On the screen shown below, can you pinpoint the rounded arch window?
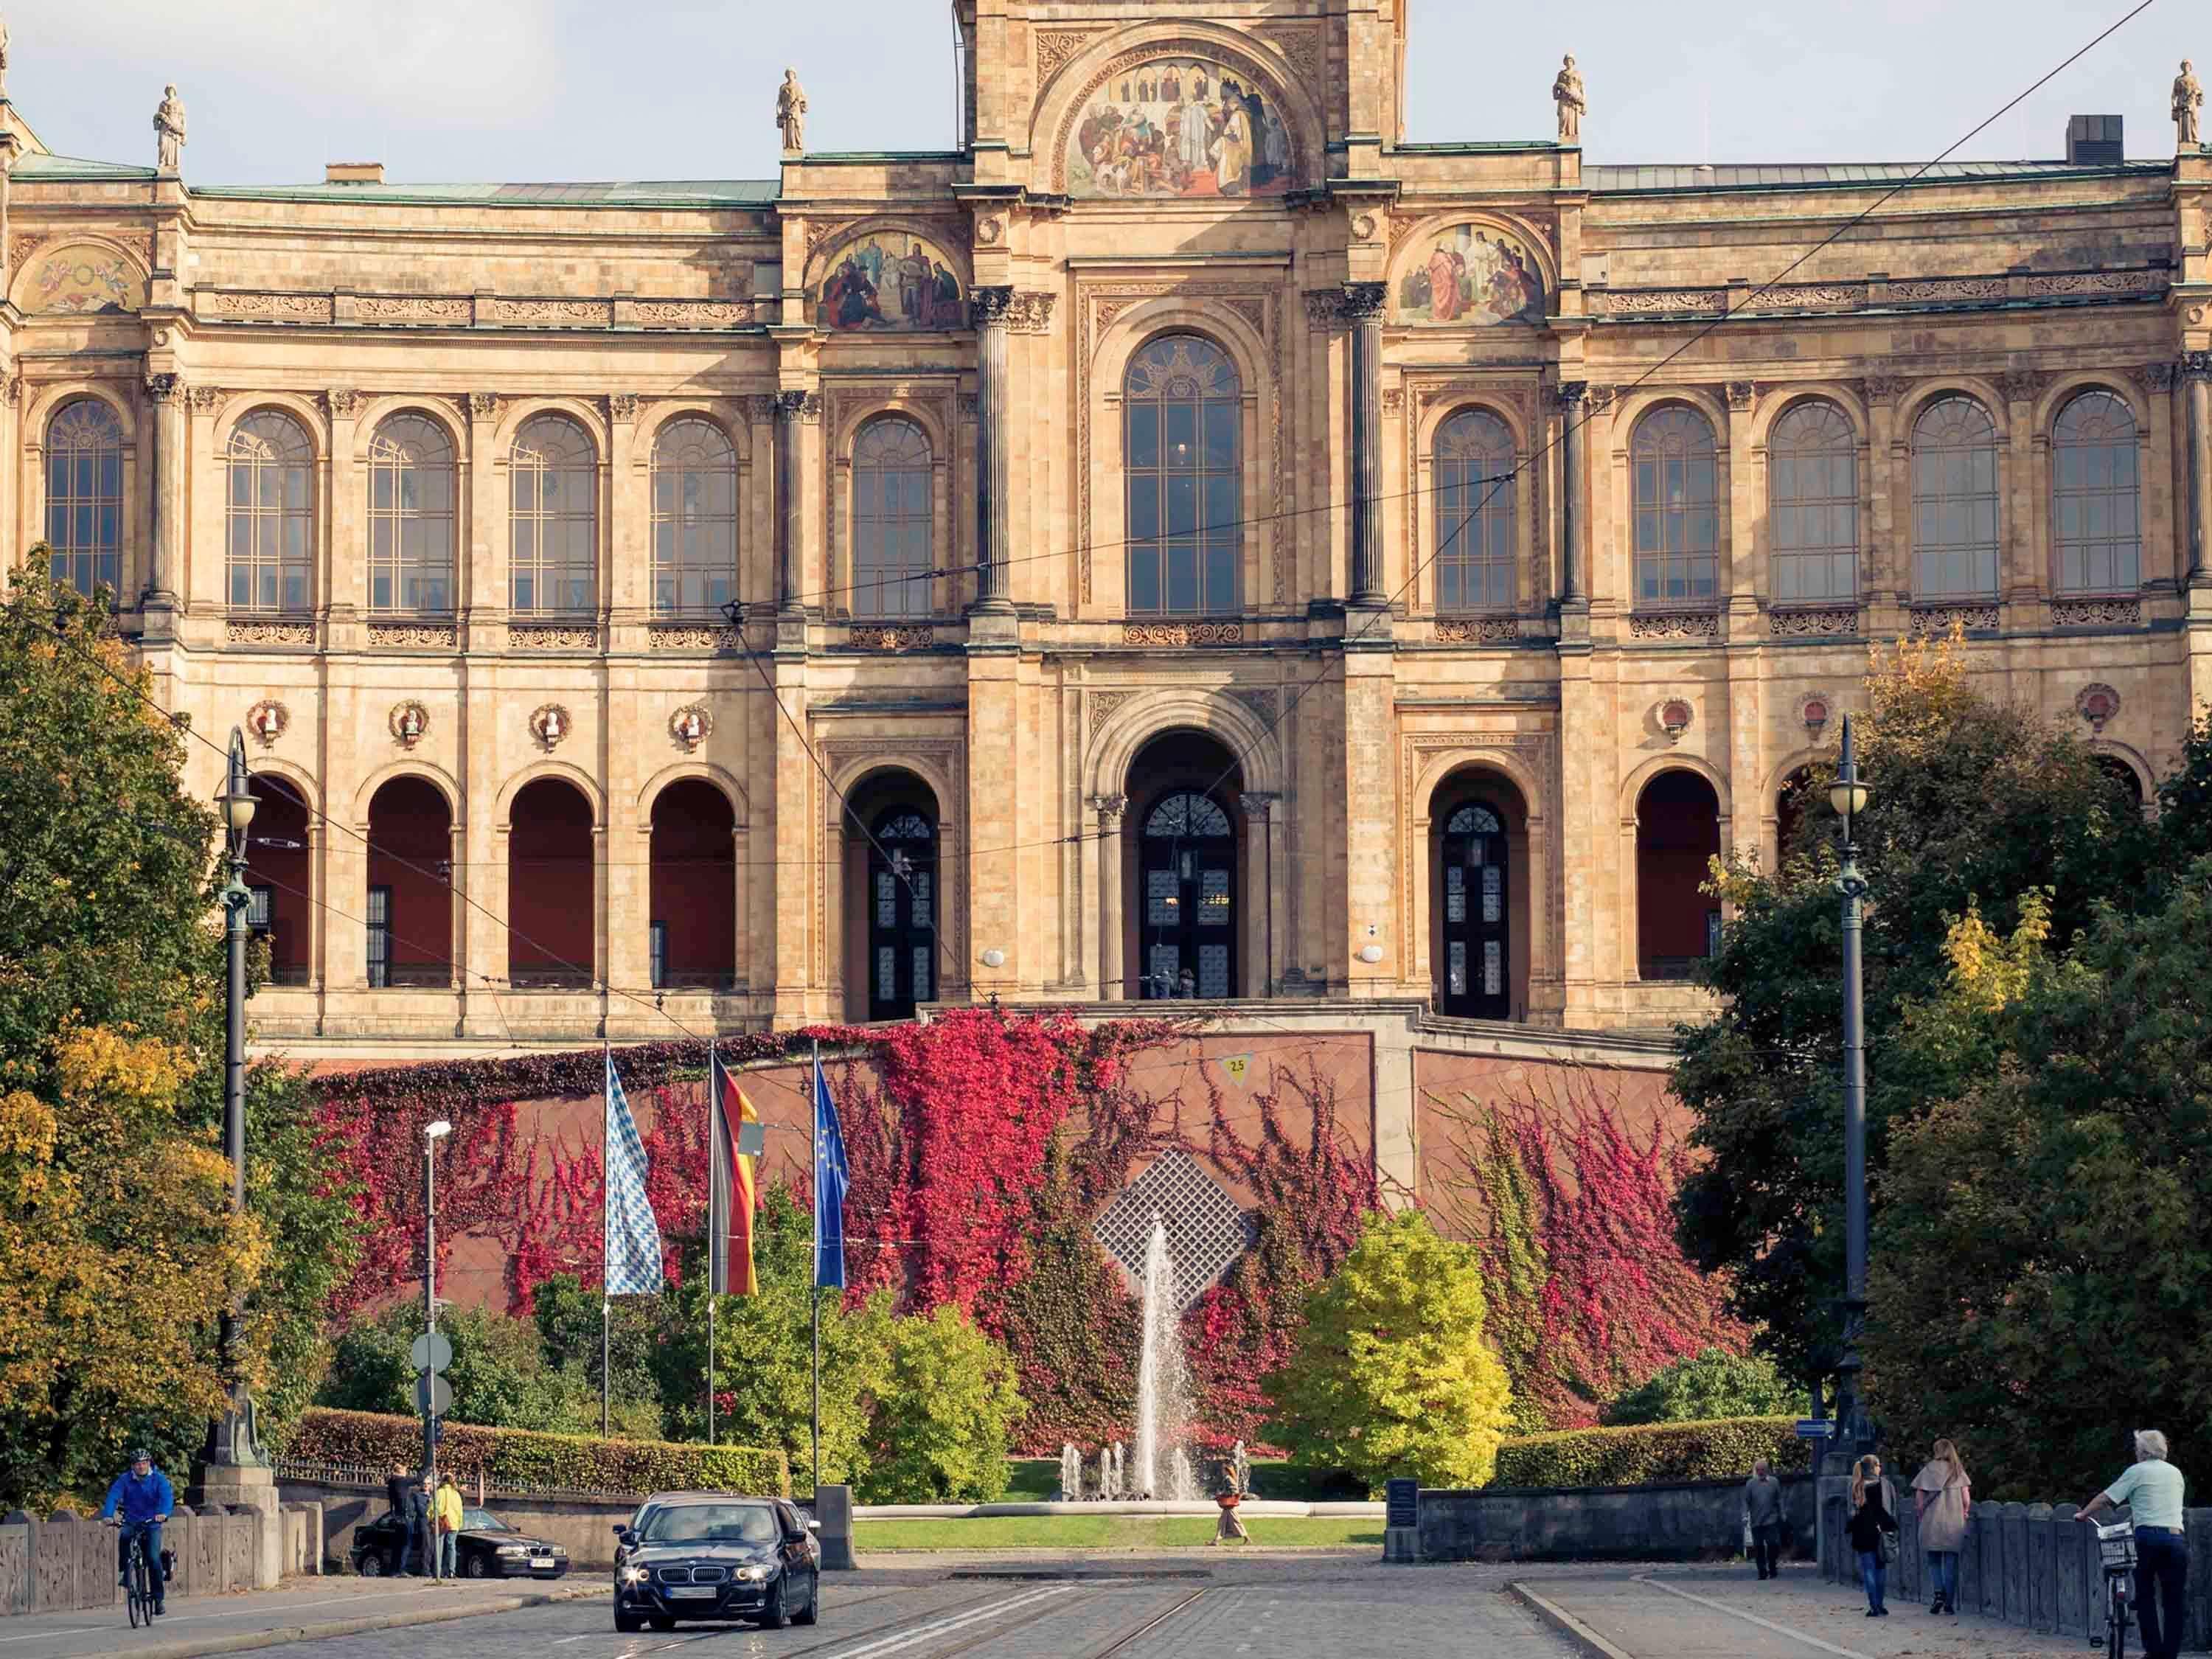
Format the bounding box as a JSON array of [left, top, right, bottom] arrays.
[[1767, 400, 1858, 604], [1124, 334, 1241, 616], [866, 807, 936, 1020], [510, 414, 598, 616], [851, 416, 934, 619], [1433, 409, 1515, 613], [1439, 801, 1509, 1018], [651, 417, 739, 616], [45, 397, 125, 598], [226, 409, 316, 612], [1910, 395, 1999, 599], [2052, 389, 2140, 595], [1138, 789, 1237, 1001], [1631, 406, 1719, 607], [366, 413, 456, 614]]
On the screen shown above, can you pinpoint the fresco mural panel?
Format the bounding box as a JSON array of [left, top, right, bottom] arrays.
[[815, 234, 964, 332], [1068, 56, 1297, 199], [17, 243, 144, 314], [1397, 223, 1546, 327]]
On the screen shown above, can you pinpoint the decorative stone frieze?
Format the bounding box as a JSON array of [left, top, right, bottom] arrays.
[[507, 625, 598, 651], [1767, 606, 1861, 638], [1627, 611, 1721, 641], [1122, 621, 1244, 647], [848, 625, 936, 651], [226, 618, 316, 647], [2050, 597, 2142, 629], [1434, 616, 1519, 644], [1907, 604, 2000, 636], [366, 622, 457, 650]]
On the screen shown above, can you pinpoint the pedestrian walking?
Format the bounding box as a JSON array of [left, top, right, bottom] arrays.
[[402, 1474, 431, 1576], [1910, 1439, 1971, 1615], [433, 1472, 464, 1581], [2078, 1430, 2188, 1659], [1845, 1454, 1899, 1617], [1742, 1457, 1784, 1579], [384, 1461, 411, 1519]]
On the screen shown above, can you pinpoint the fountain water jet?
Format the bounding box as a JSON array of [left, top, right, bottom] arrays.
[[1133, 1214, 1197, 1501]]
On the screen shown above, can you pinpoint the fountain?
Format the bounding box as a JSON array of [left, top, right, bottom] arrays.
[[1133, 1214, 1197, 1501], [1060, 1442, 1082, 1501]]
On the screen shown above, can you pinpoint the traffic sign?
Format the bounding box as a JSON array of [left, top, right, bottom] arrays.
[[737, 1121, 766, 1158], [411, 1332, 453, 1375], [1793, 1419, 1835, 1440], [414, 1374, 454, 1416]]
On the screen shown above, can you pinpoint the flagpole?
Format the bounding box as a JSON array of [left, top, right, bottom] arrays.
[[602, 1043, 611, 1439], [810, 1039, 822, 1500]]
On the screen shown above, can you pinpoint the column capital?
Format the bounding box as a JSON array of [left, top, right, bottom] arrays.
[[145, 371, 182, 403], [1087, 792, 1128, 823], [774, 389, 818, 420], [1551, 379, 1587, 410], [970, 285, 1018, 326], [1240, 790, 1280, 818], [2182, 350, 2212, 383], [1340, 281, 1388, 321]]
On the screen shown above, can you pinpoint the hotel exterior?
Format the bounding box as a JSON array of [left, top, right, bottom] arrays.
[[6, 3, 2209, 1065]]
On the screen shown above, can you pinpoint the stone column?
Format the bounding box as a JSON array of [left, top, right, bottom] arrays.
[[2185, 352, 2211, 582], [1345, 283, 1389, 608], [970, 286, 1015, 613], [1091, 793, 1127, 999], [775, 390, 807, 613], [1241, 790, 1279, 998], [1557, 381, 1587, 603], [143, 371, 182, 612]]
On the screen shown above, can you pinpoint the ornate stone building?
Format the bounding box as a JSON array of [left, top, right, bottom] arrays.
[[4, 4, 2208, 1062]]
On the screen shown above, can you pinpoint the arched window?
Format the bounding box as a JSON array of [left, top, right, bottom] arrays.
[[867, 809, 936, 1020], [1433, 410, 1515, 613], [1124, 335, 1241, 616], [1139, 790, 1237, 999], [226, 410, 315, 612], [1767, 400, 1858, 603], [366, 414, 456, 614], [1439, 803, 1509, 1019], [851, 416, 933, 619], [1631, 406, 1719, 607], [2052, 390, 2140, 595], [45, 397, 125, 597], [650, 417, 739, 616], [510, 414, 597, 616], [1911, 396, 2000, 599]]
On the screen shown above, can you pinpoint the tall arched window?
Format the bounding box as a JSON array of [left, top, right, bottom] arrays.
[[866, 809, 936, 1020], [2052, 389, 2140, 595], [1433, 409, 1515, 613], [1631, 406, 1719, 607], [1139, 790, 1237, 999], [366, 414, 456, 614], [45, 397, 125, 597], [650, 417, 740, 616], [510, 414, 598, 616], [1911, 396, 2000, 599], [851, 416, 933, 619], [226, 410, 315, 612], [1767, 400, 1858, 604], [1124, 335, 1241, 616]]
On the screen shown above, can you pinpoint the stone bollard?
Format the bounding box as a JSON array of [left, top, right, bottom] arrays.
[[1383, 1479, 1419, 1564], [813, 1485, 856, 1571]]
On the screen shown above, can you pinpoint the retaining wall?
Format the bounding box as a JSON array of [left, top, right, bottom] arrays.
[[0, 1501, 310, 1616], [279, 1472, 636, 1570], [1416, 1475, 1818, 1562]]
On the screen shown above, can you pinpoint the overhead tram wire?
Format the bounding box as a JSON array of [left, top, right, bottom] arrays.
[[46, 1, 2158, 1023]]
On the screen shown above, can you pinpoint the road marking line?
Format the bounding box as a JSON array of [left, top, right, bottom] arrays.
[[823, 1583, 1079, 1658], [1636, 1574, 1876, 1659]]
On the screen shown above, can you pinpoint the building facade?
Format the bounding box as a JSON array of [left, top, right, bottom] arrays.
[[5, 3, 2209, 1058]]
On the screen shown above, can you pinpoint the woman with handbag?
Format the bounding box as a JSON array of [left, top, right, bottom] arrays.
[[1911, 1439, 1971, 1615], [1845, 1454, 1900, 1616]]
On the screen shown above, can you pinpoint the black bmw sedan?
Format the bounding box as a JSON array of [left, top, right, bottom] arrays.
[[349, 1505, 571, 1579], [613, 1495, 820, 1632]]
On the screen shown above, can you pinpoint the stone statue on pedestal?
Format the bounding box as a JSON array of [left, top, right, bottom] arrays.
[[0, 15, 13, 100], [154, 83, 187, 175], [1553, 55, 1586, 145], [2177, 60, 2203, 150], [777, 69, 807, 155]]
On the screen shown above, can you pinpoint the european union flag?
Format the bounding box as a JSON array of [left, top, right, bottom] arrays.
[[812, 1051, 849, 1291]]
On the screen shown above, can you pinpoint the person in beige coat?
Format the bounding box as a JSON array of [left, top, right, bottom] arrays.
[[1911, 1439, 1972, 1615]]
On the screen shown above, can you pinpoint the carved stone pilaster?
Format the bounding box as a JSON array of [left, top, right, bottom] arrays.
[[1346, 283, 1388, 608], [608, 393, 641, 423], [973, 288, 1015, 612]]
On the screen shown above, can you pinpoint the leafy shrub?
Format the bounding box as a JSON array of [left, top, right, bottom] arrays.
[[1490, 1416, 1806, 1489], [865, 1306, 1024, 1503], [1604, 1347, 1797, 1427], [286, 1407, 787, 1496]]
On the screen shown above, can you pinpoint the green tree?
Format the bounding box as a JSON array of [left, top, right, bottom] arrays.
[[1866, 868, 2212, 1497], [1603, 1346, 1797, 1426], [865, 1306, 1024, 1503], [1672, 632, 2147, 1380], [533, 1271, 666, 1435], [1265, 1209, 1512, 1492]]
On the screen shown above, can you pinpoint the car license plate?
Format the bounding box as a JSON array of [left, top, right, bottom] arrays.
[[667, 1585, 717, 1599]]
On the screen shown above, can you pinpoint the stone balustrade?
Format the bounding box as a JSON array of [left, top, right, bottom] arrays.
[[0, 1500, 310, 1616]]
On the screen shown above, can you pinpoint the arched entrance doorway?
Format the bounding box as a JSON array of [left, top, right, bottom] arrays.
[[1124, 730, 1244, 1001], [1636, 770, 1722, 981], [1775, 766, 1816, 870], [841, 770, 941, 1023], [508, 778, 595, 988], [245, 776, 313, 985], [365, 776, 453, 988], [648, 779, 737, 990], [2094, 755, 2143, 814], [1427, 768, 1531, 1021]]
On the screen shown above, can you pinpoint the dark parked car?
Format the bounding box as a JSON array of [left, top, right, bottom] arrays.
[[613, 1495, 819, 1633], [349, 1506, 571, 1579]]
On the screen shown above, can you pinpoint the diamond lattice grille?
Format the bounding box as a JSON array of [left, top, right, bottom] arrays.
[[1091, 1148, 1251, 1310]]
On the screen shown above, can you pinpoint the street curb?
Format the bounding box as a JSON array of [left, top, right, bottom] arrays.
[[95, 1582, 606, 1659], [1508, 1581, 1640, 1659]]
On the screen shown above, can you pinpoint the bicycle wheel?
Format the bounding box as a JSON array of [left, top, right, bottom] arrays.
[[125, 1548, 144, 1630], [2108, 1582, 2129, 1659]]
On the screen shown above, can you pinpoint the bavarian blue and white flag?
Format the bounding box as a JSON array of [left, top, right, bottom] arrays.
[[603, 1049, 664, 1295], [812, 1051, 849, 1291]]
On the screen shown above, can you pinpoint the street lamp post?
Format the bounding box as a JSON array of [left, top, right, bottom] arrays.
[[203, 728, 261, 1470], [1827, 714, 1874, 1460], [423, 1119, 453, 1480]]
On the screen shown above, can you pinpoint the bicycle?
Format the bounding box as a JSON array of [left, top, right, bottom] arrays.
[[2092, 1517, 2135, 1659], [107, 1516, 163, 1627]]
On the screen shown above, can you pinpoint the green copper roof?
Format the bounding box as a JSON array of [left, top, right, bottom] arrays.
[[189, 178, 781, 208], [1585, 159, 2171, 192], [15, 150, 156, 181]]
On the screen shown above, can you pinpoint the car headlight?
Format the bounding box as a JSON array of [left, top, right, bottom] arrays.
[[736, 1565, 771, 1582], [497, 1545, 529, 1555], [621, 1565, 649, 1584]]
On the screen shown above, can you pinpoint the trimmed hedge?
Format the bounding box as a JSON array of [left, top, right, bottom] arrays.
[[1489, 1415, 1806, 1489], [287, 1408, 788, 1498]]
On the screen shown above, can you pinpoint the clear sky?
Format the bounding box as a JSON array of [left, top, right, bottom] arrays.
[[5, 1, 2197, 185]]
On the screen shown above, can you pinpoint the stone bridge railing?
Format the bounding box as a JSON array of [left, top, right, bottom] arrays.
[[0, 1501, 316, 1616]]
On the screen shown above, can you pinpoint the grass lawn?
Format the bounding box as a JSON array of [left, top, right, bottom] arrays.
[[855, 1515, 1383, 1551]]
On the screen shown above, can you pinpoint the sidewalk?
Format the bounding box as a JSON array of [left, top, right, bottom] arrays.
[[1515, 1564, 2104, 1658], [0, 1572, 606, 1659]]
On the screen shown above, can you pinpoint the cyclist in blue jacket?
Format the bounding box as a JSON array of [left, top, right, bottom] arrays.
[[100, 1450, 173, 1616]]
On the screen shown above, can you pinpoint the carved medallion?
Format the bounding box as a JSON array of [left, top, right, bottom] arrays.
[[529, 703, 572, 752], [2074, 683, 2121, 734], [389, 700, 429, 749], [1658, 698, 1695, 742], [668, 703, 712, 752], [246, 699, 288, 748], [1795, 692, 1832, 737]]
